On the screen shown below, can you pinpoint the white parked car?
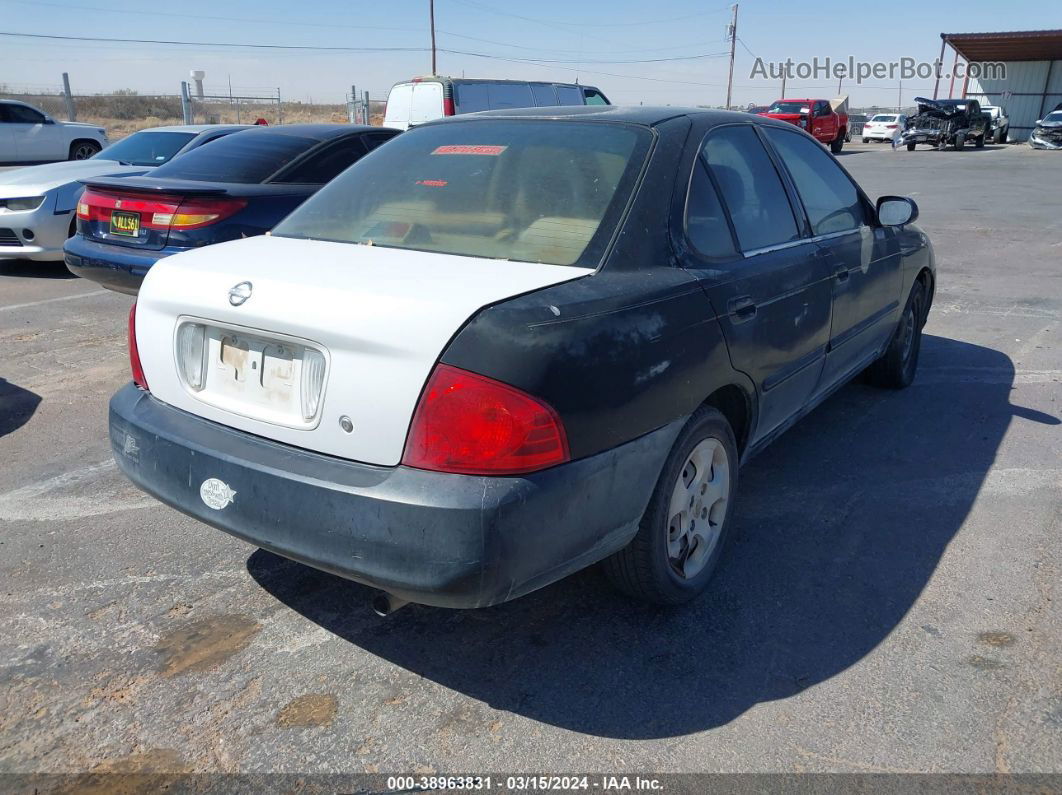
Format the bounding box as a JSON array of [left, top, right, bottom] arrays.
[[862, 114, 906, 143], [0, 125, 248, 261], [0, 100, 109, 163]]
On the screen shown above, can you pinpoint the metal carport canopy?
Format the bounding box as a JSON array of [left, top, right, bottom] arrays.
[[941, 29, 1062, 62]]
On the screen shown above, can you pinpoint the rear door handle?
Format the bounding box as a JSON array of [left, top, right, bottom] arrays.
[[728, 295, 757, 323], [834, 266, 850, 282]]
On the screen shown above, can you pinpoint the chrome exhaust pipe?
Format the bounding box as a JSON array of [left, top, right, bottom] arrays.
[[371, 591, 409, 617]]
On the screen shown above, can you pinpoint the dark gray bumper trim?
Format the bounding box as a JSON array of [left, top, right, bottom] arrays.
[[109, 384, 685, 608]]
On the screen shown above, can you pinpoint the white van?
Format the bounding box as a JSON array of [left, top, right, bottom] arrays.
[[383, 77, 610, 131]]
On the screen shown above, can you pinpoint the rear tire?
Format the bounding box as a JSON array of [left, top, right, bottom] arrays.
[[975, 133, 985, 148], [830, 133, 844, 154], [863, 137, 870, 143], [603, 407, 738, 605], [68, 140, 101, 160], [906, 142, 916, 151], [865, 279, 928, 389]]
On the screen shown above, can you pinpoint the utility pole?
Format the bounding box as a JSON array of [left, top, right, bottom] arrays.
[[429, 0, 437, 75], [781, 70, 786, 99], [61, 72, 76, 121], [898, 80, 902, 113], [725, 3, 738, 110]]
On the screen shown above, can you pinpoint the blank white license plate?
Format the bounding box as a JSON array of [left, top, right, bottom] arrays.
[[197, 326, 320, 427]]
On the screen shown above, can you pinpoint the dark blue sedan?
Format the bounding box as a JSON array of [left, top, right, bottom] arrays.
[[64, 124, 399, 294]]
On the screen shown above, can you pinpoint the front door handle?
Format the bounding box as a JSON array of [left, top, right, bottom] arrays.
[[834, 266, 850, 282], [728, 295, 757, 323]]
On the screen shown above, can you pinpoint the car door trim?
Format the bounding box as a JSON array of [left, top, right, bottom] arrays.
[[827, 299, 899, 351], [762, 343, 827, 392]]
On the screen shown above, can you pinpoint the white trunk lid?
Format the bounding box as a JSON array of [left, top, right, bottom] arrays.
[[135, 235, 588, 466]]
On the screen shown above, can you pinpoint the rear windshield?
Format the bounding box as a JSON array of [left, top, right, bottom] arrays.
[[96, 131, 196, 166], [871, 115, 897, 122], [150, 130, 318, 183], [274, 120, 650, 268]]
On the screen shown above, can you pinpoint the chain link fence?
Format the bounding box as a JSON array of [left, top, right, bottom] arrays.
[[1, 76, 360, 141]]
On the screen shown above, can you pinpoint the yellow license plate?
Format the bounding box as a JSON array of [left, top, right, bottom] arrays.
[[110, 210, 140, 237]]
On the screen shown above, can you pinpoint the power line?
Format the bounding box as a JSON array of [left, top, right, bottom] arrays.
[[0, 0, 723, 57], [448, 0, 731, 28], [0, 31, 730, 65]]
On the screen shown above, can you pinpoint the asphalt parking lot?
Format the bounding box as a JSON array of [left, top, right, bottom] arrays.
[[1, 142, 1059, 778]]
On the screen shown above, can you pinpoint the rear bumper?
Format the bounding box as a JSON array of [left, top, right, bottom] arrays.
[[109, 384, 682, 608], [63, 235, 176, 295]]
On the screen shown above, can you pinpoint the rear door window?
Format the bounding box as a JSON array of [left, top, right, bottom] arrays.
[[273, 137, 368, 184], [151, 131, 317, 183], [555, 85, 584, 105], [583, 89, 608, 106], [530, 83, 557, 106], [701, 125, 799, 252], [764, 127, 867, 235], [685, 160, 738, 259]]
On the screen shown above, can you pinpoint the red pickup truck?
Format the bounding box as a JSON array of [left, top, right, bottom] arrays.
[[759, 98, 849, 153]]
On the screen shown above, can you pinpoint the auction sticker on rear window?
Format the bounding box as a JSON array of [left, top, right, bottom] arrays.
[[431, 145, 507, 156]]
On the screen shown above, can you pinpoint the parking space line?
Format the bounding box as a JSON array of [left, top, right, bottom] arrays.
[[0, 290, 110, 313]]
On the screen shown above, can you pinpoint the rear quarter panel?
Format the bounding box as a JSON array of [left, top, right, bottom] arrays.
[[441, 116, 751, 461]]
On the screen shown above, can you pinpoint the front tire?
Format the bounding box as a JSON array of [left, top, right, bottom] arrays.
[[906, 142, 916, 151], [603, 407, 738, 605], [953, 133, 965, 151], [68, 140, 101, 160], [865, 279, 928, 389]]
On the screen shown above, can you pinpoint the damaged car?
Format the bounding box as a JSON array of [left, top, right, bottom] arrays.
[[1029, 110, 1062, 150], [901, 97, 989, 151], [109, 107, 935, 611]]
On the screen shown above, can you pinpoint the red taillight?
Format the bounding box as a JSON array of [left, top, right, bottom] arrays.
[[443, 97, 456, 116], [402, 364, 569, 475], [885, 124, 898, 128], [75, 189, 245, 231], [128, 302, 149, 391]]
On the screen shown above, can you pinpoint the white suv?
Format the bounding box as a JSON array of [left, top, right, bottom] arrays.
[[0, 100, 109, 164]]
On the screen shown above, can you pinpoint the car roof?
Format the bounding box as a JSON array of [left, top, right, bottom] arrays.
[[400, 76, 598, 89], [221, 123, 378, 141], [425, 105, 801, 129]]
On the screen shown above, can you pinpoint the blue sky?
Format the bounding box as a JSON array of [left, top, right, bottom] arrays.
[[0, 0, 1054, 107]]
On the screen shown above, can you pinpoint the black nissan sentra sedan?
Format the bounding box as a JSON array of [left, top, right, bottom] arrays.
[[109, 106, 935, 612]]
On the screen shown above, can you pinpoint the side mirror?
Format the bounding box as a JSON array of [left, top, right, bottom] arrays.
[[877, 196, 918, 227], [1035, 119, 1043, 125], [43, 116, 56, 125]]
